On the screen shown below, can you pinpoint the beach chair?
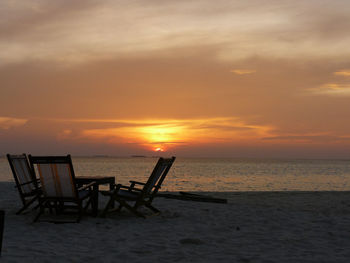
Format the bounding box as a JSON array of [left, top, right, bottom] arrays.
[[29, 155, 97, 223], [7, 154, 41, 214], [102, 156, 176, 218]]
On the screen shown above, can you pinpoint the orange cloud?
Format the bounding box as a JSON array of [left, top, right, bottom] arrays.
[[262, 133, 349, 143], [334, 70, 350, 77], [0, 117, 27, 129], [230, 69, 256, 75], [56, 129, 73, 140], [308, 83, 350, 96]]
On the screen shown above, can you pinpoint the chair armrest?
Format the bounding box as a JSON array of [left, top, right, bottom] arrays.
[[120, 185, 143, 192], [129, 180, 146, 186], [77, 181, 97, 191], [129, 180, 146, 191]]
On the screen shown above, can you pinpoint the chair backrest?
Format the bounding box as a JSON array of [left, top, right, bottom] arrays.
[[142, 157, 176, 197], [29, 155, 77, 199], [7, 154, 38, 197]]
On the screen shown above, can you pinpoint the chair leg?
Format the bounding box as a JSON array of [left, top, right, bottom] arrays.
[[77, 205, 82, 223], [33, 204, 45, 222], [145, 203, 160, 214], [16, 196, 39, 215], [83, 197, 92, 212], [91, 187, 99, 215], [54, 201, 59, 214], [101, 194, 116, 217], [33, 203, 40, 210], [122, 201, 145, 218], [16, 205, 30, 215], [48, 202, 53, 214], [102, 191, 146, 218], [57, 201, 65, 214]]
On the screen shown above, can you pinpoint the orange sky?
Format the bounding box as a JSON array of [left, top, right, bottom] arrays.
[[1, 0, 350, 158]]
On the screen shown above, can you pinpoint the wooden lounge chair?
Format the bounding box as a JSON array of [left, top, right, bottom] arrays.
[[7, 154, 41, 214], [28, 155, 97, 223], [102, 156, 176, 218]]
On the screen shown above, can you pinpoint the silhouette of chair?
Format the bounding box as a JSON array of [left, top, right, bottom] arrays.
[[29, 155, 97, 223], [102, 156, 176, 218], [7, 154, 41, 214]]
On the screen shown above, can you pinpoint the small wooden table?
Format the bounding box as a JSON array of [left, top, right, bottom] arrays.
[[76, 176, 115, 216]]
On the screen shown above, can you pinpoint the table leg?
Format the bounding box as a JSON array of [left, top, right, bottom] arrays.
[[92, 185, 98, 216], [109, 182, 115, 208], [0, 210, 4, 256]]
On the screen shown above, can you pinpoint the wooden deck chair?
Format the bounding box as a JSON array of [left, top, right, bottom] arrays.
[[102, 156, 176, 218], [7, 154, 41, 215], [28, 155, 97, 223]]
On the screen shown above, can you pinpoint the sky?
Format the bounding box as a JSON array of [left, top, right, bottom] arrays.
[[1, 0, 350, 158]]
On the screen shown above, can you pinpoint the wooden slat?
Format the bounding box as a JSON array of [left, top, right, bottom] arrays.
[[156, 192, 228, 204]]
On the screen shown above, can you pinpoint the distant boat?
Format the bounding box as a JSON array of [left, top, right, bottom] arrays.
[[131, 155, 147, 158], [93, 155, 109, 158]]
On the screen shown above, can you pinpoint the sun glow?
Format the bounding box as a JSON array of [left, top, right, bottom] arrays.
[[132, 124, 187, 152], [135, 125, 184, 143], [154, 147, 164, 152], [79, 117, 273, 152]]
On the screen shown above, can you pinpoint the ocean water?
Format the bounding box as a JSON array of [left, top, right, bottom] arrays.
[[1, 156, 350, 191]]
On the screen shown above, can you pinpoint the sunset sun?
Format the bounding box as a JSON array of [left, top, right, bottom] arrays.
[[154, 147, 164, 152]]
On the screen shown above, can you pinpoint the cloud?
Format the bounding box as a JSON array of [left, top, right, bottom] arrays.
[[230, 69, 256, 75], [0, 117, 27, 129], [73, 117, 273, 151], [1, 0, 350, 67], [308, 83, 350, 96], [56, 129, 73, 140], [334, 70, 350, 77], [262, 134, 350, 143]]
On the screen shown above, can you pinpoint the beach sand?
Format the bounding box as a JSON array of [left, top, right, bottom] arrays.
[[1, 182, 350, 262]]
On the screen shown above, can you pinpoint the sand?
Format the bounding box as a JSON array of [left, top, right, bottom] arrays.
[[1, 182, 350, 262]]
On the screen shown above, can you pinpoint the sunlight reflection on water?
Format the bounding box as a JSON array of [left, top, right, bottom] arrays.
[[1, 157, 350, 191]]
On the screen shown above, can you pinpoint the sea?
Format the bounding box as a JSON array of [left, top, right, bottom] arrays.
[[1, 156, 350, 191]]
